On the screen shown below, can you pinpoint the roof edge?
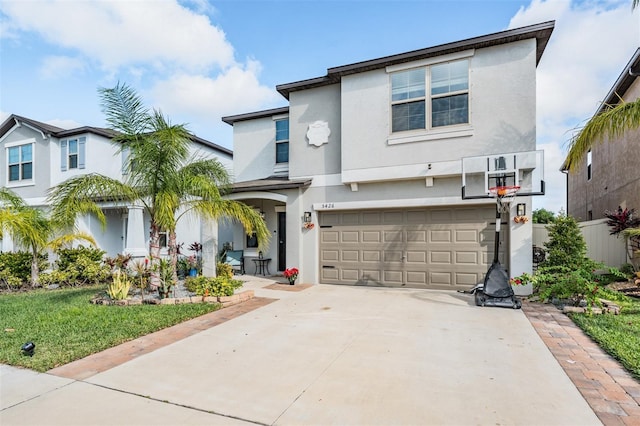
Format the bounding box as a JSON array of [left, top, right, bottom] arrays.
[[276, 21, 555, 99], [222, 106, 290, 125]]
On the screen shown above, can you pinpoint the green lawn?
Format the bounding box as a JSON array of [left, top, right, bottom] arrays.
[[569, 295, 640, 380], [0, 285, 220, 372]]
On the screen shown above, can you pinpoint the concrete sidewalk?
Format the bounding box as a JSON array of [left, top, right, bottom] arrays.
[[1, 279, 602, 425]]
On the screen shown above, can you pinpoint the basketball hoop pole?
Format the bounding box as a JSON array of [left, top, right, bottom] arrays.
[[489, 186, 520, 263]]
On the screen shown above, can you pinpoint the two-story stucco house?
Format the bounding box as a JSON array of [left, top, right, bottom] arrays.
[[222, 21, 554, 293], [0, 114, 233, 260], [564, 48, 640, 221]]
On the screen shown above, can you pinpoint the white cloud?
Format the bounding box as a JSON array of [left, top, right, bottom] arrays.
[[39, 55, 86, 79], [1, 0, 234, 74], [149, 60, 281, 121], [46, 119, 82, 130], [0, 111, 10, 124], [508, 0, 639, 213]]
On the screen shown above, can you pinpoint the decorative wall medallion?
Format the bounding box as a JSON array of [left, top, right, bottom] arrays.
[[306, 121, 330, 147]]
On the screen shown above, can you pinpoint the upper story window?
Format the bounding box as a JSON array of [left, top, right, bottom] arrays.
[[391, 59, 469, 133], [60, 137, 86, 171], [275, 119, 289, 163], [587, 150, 592, 181], [7, 143, 33, 183]]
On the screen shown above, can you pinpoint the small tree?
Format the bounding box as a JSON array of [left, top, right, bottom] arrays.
[[544, 214, 587, 268], [532, 208, 556, 224], [514, 213, 623, 307]]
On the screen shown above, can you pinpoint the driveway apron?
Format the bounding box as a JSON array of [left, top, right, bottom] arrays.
[[1, 283, 600, 425]]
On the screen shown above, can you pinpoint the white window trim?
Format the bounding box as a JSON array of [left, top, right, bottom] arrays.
[[387, 56, 472, 143], [5, 140, 35, 187]]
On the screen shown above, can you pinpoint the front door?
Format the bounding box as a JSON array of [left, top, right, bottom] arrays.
[[278, 212, 286, 271]]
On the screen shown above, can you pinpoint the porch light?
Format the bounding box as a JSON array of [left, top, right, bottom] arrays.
[[516, 203, 526, 217], [303, 212, 312, 223]]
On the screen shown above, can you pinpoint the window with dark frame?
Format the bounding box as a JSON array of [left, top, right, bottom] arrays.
[[391, 59, 469, 133], [246, 232, 258, 248], [587, 150, 592, 181], [275, 118, 289, 163], [68, 139, 79, 169], [7, 144, 33, 182]]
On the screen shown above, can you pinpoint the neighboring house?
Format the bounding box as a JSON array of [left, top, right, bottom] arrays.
[[222, 21, 554, 293], [564, 48, 640, 221], [0, 114, 233, 259]]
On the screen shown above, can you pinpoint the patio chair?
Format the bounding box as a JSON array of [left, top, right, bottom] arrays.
[[225, 250, 245, 275]]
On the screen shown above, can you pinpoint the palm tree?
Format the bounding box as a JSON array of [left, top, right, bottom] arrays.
[[0, 187, 96, 286], [565, 0, 639, 171], [48, 82, 269, 286]]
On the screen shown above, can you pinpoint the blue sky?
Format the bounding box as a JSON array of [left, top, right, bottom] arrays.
[[1, 0, 639, 212]]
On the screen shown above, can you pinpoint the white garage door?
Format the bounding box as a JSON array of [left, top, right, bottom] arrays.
[[319, 206, 508, 290]]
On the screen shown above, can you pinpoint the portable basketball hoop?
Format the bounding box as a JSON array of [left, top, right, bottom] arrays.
[[489, 185, 520, 212]]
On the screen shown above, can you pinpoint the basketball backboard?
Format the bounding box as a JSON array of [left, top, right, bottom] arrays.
[[461, 150, 545, 199]]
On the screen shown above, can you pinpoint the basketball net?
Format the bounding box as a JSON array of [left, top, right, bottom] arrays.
[[489, 185, 520, 213]]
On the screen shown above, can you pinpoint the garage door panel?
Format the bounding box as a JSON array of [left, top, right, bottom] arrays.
[[321, 230, 340, 243], [455, 229, 478, 243], [406, 251, 426, 263], [430, 209, 453, 222], [430, 272, 452, 285], [362, 251, 381, 262], [407, 210, 427, 223], [384, 230, 403, 242], [406, 271, 427, 285], [341, 231, 359, 243], [406, 230, 427, 242], [430, 251, 452, 264], [363, 231, 382, 243], [362, 212, 381, 224], [430, 230, 452, 242], [341, 269, 360, 281], [342, 250, 359, 262], [319, 206, 507, 289], [456, 272, 481, 286], [384, 250, 404, 262], [456, 251, 478, 264], [321, 267, 339, 280], [321, 250, 339, 262], [383, 211, 403, 224]]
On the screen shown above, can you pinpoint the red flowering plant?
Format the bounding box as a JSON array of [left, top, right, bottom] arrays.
[[283, 267, 299, 283]]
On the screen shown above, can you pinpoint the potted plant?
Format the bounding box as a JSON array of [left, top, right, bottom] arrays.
[[187, 255, 199, 277], [284, 267, 299, 285]]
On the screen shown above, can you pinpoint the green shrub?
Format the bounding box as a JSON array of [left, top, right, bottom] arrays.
[[56, 246, 105, 271], [54, 246, 109, 286], [0, 251, 48, 284], [216, 262, 233, 280], [0, 269, 22, 289], [184, 276, 243, 297], [514, 214, 626, 307]]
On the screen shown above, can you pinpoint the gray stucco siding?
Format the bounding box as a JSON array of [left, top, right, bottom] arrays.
[[289, 84, 342, 179], [1, 125, 51, 200], [233, 117, 281, 182], [339, 39, 538, 174]]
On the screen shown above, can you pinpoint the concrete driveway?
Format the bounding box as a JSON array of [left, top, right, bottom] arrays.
[[1, 279, 600, 425]]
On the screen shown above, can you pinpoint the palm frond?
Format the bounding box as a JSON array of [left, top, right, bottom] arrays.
[[566, 98, 640, 172], [48, 232, 97, 251], [99, 82, 152, 135], [0, 187, 27, 208], [47, 173, 138, 229]]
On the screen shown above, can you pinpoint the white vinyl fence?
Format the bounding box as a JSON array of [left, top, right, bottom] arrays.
[[533, 219, 628, 268]]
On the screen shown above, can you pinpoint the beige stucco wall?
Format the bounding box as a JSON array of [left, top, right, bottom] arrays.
[[568, 77, 640, 220]]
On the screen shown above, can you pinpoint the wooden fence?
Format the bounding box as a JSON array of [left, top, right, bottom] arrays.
[[533, 219, 628, 268]]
